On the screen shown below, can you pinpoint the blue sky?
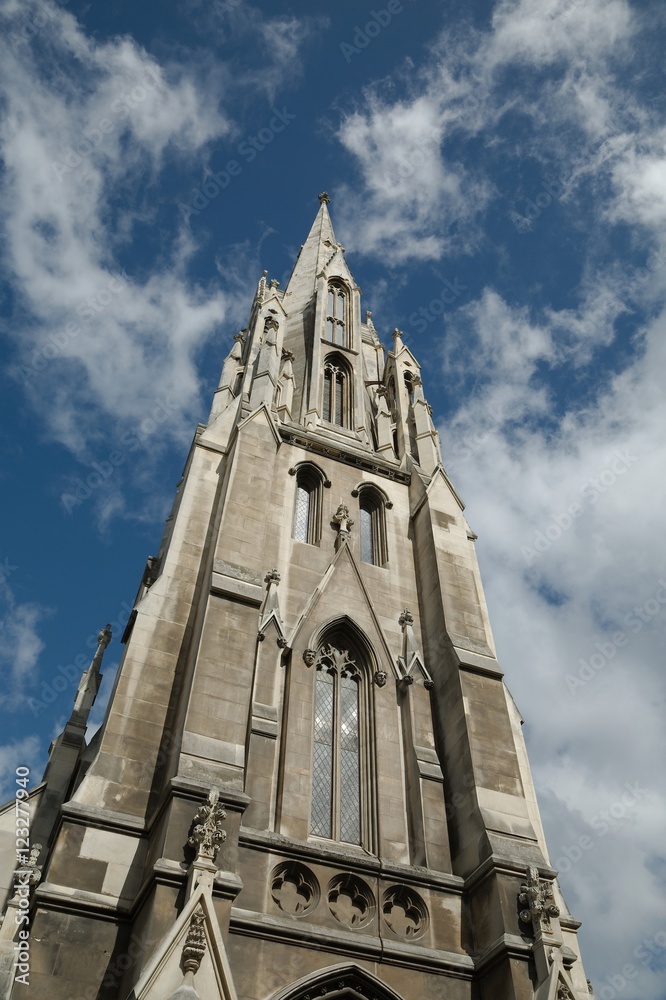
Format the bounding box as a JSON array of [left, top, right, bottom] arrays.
[[1, 0, 665, 995]]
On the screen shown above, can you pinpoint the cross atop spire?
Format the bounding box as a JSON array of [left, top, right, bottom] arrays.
[[318, 191, 330, 205]]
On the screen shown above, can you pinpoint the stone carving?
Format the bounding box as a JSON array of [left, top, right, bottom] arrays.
[[318, 191, 330, 205], [303, 648, 317, 667], [271, 862, 319, 917], [265, 569, 280, 585], [333, 504, 354, 534], [382, 885, 428, 939], [327, 874, 374, 928], [398, 608, 414, 628], [182, 905, 207, 974], [518, 866, 560, 930], [557, 985, 574, 1000], [373, 670, 387, 687], [188, 789, 227, 863]]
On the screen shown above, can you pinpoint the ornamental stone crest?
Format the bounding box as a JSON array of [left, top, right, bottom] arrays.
[[188, 789, 227, 863], [518, 866, 560, 931], [333, 503, 354, 535], [316, 644, 358, 678]]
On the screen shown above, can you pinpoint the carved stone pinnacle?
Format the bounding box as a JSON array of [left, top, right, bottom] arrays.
[[318, 192, 330, 205]]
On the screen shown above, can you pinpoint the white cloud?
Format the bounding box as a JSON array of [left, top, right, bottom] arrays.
[[0, 0, 232, 460], [0, 736, 43, 804], [438, 291, 666, 997], [0, 578, 49, 710]]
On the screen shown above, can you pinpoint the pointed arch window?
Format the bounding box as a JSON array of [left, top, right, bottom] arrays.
[[325, 282, 347, 346], [356, 486, 388, 566], [292, 465, 324, 544], [323, 355, 351, 427], [310, 642, 367, 845]]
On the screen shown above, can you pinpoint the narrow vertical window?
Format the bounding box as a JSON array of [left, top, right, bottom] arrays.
[[360, 506, 374, 565], [358, 488, 388, 566], [325, 282, 346, 346], [310, 643, 364, 845], [292, 466, 323, 544], [323, 356, 350, 428]]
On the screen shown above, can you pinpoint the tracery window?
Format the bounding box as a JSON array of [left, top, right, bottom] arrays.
[[310, 643, 363, 845], [292, 465, 323, 544], [323, 356, 351, 427], [325, 282, 347, 346]]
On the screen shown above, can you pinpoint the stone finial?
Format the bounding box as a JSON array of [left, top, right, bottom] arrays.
[[188, 789, 227, 863], [333, 504, 354, 532], [518, 866, 560, 931], [182, 905, 207, 975], [318, 192, 330, 205], [399, 609, 414, 628], [265, 569, 280, 585], [97, 624, 112, 649]]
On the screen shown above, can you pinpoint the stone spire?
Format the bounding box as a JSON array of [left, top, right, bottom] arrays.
[[284, 194, 340, 308]]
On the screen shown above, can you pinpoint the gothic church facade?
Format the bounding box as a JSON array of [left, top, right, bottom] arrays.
[[0, 196, 590, 1000]]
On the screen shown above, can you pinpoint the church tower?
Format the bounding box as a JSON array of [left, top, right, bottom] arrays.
[[0, 195, 591, 1000]]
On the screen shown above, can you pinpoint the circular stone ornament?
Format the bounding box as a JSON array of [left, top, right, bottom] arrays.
[[270, 862, 320, 917], [382, 885, 429, 939], [327, 873, 375, 929]]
